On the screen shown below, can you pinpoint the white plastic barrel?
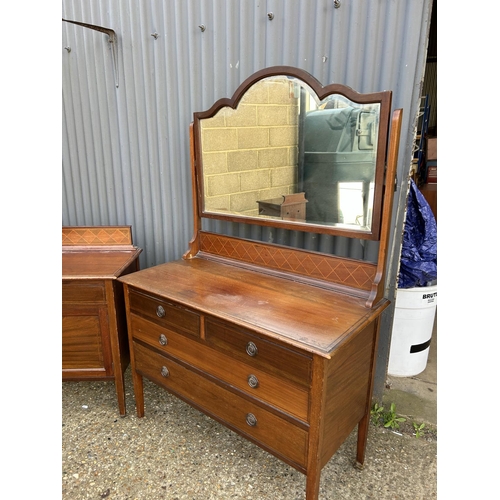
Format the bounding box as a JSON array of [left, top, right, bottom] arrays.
[[387, 284, 437, 377]]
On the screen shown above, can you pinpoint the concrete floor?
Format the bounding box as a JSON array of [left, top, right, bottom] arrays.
[[62, 322, 437, 499]]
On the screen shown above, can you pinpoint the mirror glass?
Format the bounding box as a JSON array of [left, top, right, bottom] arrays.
[[196, 74, 386, 238]]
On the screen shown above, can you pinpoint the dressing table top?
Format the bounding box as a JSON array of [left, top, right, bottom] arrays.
[[119, 257, 389, 357]]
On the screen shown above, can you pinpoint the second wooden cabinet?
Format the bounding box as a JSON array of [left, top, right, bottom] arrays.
[[62, 226, 142, 416]]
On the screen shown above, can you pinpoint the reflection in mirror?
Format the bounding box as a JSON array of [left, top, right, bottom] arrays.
[[198, 74, 383, 236]]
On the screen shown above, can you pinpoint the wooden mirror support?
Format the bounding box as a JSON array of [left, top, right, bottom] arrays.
[[119, 66, 402, 499]]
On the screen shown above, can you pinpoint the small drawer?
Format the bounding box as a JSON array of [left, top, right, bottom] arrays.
[[133, 341, 308, 468], [130, 315, 309, 422], [62, 281, 105, 303], [205, 318, 312, 389], [128, 289, 200, 337]]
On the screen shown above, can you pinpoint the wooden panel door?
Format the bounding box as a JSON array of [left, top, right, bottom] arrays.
[[62, 302, 112, 379]]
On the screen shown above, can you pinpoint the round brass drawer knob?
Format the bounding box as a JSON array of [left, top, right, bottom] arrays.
[[246, 413, 257, 427], [246, 341, 258, 357], [160, 366, 170, 378], [247, 374, 259, 389], [159, 334, 168, 346], [156, 305, 166, 318]]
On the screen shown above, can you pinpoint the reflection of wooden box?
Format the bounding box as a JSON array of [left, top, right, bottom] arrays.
[[426, 137, 437, 160], [257, 192, 308, 221]]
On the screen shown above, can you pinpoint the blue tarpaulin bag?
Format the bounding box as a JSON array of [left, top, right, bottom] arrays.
[[398, 179, 437, 288]]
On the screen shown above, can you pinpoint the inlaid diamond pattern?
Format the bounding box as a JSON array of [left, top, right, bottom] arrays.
[[200, 232, 375, 290], [63, 227, 132, 246]]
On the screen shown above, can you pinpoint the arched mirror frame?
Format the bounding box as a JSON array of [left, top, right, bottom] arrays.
[[185, 66, 402, 307], [191, 66, 392, 241]]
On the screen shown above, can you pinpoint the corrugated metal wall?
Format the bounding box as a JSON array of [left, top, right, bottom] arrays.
[[62, 0, 434, 396]]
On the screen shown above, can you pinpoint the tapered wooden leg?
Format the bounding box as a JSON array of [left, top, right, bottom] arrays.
[[106, 280, 127, 416], [356, 412, 370, 468], [356, 316, 382, 468], [305, 355, 326, 500], [305, 470, 321, 500], [122, 285, 145, 418], [131, 370, 145, 417], [114, 371, 127, 417]]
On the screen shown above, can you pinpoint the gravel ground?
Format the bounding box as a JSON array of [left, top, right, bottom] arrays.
[[62, 368, 437, 500]]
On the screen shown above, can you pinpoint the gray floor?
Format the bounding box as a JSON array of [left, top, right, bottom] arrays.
[[62, 322, 437, 500]]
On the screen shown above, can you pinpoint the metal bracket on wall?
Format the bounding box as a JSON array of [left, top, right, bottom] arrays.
[[62, 18, 119, 88]]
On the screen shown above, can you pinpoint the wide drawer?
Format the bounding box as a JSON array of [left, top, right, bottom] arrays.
[[62, 281, 105, 303], [133, 341, 308, 468], [205, 317, 312, 389], [128, 289, 200, 338], [130, 315, 309, 422]]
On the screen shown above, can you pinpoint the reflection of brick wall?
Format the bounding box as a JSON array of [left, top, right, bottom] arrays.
[[201, 78, 299, 216]]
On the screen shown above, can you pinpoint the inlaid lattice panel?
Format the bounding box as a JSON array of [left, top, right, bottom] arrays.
[[62, 226, 133, 247], [200, 232, 376, 291]]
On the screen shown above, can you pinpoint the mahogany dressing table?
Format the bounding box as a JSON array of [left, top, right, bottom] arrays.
[[62, 225, 142, 415], [119, 67, 402, 499]]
